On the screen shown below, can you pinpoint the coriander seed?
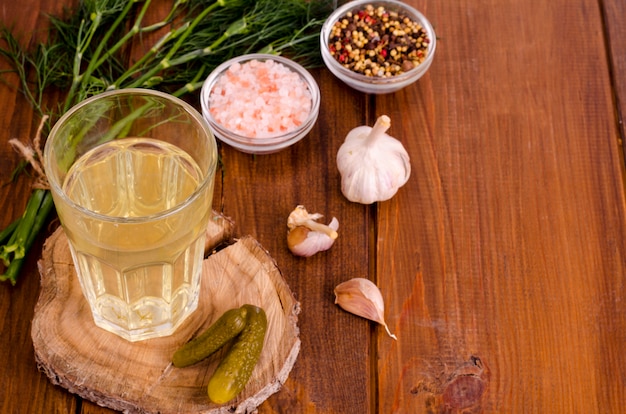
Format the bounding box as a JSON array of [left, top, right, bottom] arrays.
[[327, 3, 430, 78]]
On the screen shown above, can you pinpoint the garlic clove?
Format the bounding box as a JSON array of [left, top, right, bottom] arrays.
[[287, 206, 338, 257], [288, 217, 339, 257], [336, 115, 410, 204], [288, 205, 338, 238], [334, 277, 397, 340]]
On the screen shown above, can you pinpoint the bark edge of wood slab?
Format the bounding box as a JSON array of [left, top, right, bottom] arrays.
[[32, 211, 301, 414]]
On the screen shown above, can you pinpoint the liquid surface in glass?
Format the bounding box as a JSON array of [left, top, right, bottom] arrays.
[[61, 138, 208, 341]]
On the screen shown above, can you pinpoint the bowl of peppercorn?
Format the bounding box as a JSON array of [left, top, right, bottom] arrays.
[[320, 0, 436, 94]]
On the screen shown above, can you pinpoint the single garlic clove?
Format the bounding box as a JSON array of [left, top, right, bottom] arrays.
[[288, 218, 339, 257], [287, 206, 338, 257], [334, 277, 397, 340]]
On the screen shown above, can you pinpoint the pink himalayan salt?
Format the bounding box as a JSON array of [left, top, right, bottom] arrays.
[[209, 59, 313, 138]]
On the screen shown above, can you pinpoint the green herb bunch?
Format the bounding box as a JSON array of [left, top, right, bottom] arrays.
[[0, 0, 334, 285]]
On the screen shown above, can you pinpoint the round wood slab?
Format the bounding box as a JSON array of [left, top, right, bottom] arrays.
[[32, 213, 301, 414]]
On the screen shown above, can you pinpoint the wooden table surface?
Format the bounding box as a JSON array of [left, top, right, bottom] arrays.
[[2, 0, 625, 413]]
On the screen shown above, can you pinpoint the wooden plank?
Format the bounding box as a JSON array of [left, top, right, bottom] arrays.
[[0, 1, 80, 414], [2, 0, 625, 413], [218, 68, 373, 413], [376, 0, 626, 412], [603, 0, 626, 161]]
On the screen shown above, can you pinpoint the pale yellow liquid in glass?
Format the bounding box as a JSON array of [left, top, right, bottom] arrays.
[[61, 138, 209, 341]]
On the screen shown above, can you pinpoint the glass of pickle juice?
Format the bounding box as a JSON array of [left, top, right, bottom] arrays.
[[44, 89, 218, 342]]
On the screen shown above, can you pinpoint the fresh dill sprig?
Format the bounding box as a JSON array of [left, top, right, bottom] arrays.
[[0, 0, 334, 285]]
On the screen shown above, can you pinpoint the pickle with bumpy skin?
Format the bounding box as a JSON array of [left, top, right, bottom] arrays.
[[207, 304, 267, 404], [172, 306, 248, 368]]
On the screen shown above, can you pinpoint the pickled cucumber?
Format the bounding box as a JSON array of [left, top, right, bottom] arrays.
[[207, 304, 267, 404], [172, 306, 247, 368]]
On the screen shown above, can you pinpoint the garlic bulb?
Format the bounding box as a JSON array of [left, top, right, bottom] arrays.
[[287, 205, 338, 257], [336, 115, 410, 204], [334, 278, 397, 340]]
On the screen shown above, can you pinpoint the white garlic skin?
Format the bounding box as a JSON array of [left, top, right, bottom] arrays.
[[336, 115, 411, 204], [288, 218, 339, 257], [287, 206, 338, 257], [334, 277, 397, 339]]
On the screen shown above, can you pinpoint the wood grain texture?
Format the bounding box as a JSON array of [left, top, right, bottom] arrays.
[[33, 224, 300, 413], [215, 69, 374, 413], [375, 0, 626, 412], [1, 0, 625, 413], [604, 0, 626, 161], [0, 2, 82, 414]]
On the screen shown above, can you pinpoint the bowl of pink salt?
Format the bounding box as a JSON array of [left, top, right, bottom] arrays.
[[201, 54, 320, 154]]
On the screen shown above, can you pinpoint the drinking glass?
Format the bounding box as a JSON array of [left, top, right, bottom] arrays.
[[44, 89, 218, 342]]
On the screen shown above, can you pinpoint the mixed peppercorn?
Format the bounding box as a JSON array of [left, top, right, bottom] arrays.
[[328, 4, 430, 77]]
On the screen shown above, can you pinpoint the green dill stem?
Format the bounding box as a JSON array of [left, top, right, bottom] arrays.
[[0, 29, 40, 113], [33, 44, 64, 112], [112, 21, 191, 89], [64, 13, 104, 112], [177, 17, 248, 63], [127, 0, 225, 89], [0, 253, 24, 286], [271, 22, 322, 53], [0, 227, 18, 266], [57, 103, 116, 172], [0, 218, 20, 245], [0, 189, 45, 265], [129, 16, 248, 90], [58, 101, 182, 173], [144, 0, 189, 31], [99, 0, 191, 82], [97, 102, 156, 144], [0, 191, 54, 286], [173, 64, 209, 97], [0, 0, 332, 285], [78, 0, 144, 98], [173, 80, 203, 97]]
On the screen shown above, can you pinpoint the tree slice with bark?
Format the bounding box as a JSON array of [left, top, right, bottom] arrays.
[[32, 212, 301, 414]]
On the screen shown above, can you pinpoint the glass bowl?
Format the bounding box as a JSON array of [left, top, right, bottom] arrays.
[[320, 0, 436, 94], [200, 54, 320, 154]]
